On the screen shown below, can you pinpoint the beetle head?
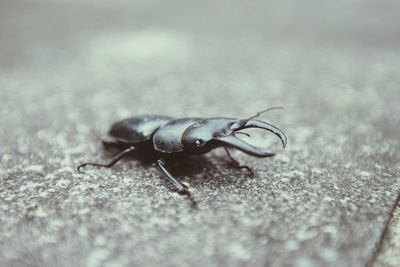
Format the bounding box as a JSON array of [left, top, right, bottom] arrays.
[[181, 110, 287, 157]]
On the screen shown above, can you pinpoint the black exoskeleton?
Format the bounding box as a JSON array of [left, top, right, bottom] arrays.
[[77, 108, 287, 205]]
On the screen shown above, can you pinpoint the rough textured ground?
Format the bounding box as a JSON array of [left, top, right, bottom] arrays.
[[0, 1, 399, 267], [374, 202, 400, 267]]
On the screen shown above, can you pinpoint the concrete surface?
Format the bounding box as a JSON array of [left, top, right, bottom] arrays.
[[0, 1, 399, 267], [374, 202, 400, 267]]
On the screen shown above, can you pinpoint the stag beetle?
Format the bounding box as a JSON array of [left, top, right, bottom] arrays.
[[77, 107, 287, 204]]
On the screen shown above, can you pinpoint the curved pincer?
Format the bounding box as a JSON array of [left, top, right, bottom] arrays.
[[231, 119, 287, 148], [215, 135, 275, 158]]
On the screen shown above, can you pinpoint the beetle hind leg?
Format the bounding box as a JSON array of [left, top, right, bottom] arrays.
[[224, 148, 255, 177], [77, 146, 136, 172]]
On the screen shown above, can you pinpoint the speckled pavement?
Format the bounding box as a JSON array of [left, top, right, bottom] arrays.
[[374, 204, 400, 267], [1, 1, 399, 267]]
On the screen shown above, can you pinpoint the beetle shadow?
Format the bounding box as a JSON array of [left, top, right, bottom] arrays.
[[165, 156, 218, 177], [170, 155, 255, 191], [102, 148, 212, 172], [102, 148, 252, 191]]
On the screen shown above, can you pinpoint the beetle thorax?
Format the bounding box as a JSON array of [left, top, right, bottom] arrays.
[[181, 118, 236, 149]]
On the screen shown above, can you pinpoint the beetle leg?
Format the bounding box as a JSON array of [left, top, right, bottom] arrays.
[[156, 159, 188, 192], [156, 159, 197, 208], [224, 148, 254, 177], [77, 146, 136, 172]]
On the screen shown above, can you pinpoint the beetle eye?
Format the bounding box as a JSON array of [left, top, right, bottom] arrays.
[[194, 139, 204, 147]]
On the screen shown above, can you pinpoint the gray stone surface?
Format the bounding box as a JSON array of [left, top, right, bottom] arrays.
[[0, 1, 399, 267], [374, 202, 400, 267]]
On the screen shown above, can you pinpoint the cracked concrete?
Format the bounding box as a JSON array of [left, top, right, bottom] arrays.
[[0, 1, 399, 267]]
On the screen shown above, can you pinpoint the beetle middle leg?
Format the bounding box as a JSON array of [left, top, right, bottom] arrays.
[[77, 146, 136, 172], [224, 148, 254, 177], [156, 159, 197, 208]]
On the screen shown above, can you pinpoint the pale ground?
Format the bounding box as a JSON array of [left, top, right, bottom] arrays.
[[374, 203, 400, 267], [0, 1, 399, 267]]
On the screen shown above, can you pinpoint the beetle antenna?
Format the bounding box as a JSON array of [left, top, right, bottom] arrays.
[[246, 106, 284, 121], [231, 107, 285, 130], [235, 132, 251, 138]]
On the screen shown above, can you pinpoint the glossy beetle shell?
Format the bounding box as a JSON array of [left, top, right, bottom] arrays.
[[106, 115, 173, 144], [152, 118, 201, 153]]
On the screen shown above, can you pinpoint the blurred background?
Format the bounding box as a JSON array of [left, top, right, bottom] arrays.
[[0, 1, 399, 267]]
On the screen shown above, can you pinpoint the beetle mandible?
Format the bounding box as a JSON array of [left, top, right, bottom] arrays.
[[77, 107, 287, 202]]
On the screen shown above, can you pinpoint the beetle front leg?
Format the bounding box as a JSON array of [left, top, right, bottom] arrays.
[[77, 146, 136, 172], [156, 159, 197, 208], [224, 148, 255, 177]]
